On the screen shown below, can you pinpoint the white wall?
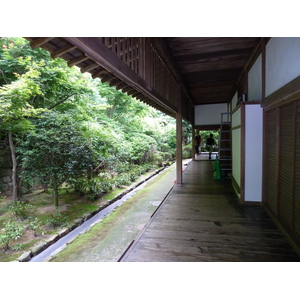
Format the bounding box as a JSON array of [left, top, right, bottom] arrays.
[[248, 54, 262, 101], [195, 103, 228, 126], [231, 108, 241, 192], [244, 105, 263, 202], [266, 37, 300, 96], [230, 92, 238, 110]]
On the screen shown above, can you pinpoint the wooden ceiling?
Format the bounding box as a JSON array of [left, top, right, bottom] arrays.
[[165, 37, 262, 105]]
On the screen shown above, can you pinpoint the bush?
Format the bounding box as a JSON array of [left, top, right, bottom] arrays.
[[46, 208, 68, 229], [99, 180, 114, 193], [182, 146, 192, 159], [27, 217, 45, 237], [127, 134, 157, 164], [11, 243, 24, 251], [88, 179, 104, 195], [11, 201, 33, 220], [115, 173, 131, 187], [0, 220, 24, 250]]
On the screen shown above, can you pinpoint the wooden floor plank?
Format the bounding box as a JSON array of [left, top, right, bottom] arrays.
[[120, 159, 300, 262]]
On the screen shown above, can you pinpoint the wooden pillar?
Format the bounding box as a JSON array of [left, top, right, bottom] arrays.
[[176, 96, 183, 184], [192, 126, 195, 160]]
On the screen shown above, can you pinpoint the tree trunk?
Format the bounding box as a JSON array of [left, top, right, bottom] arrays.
[[52, 176, 59, 207], [8, 132, 20, 201]]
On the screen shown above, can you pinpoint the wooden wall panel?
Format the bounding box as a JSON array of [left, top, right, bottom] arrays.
[[264, 98, 300, 249], [264, 109, 277, 213], [278, 103, 294, 229]]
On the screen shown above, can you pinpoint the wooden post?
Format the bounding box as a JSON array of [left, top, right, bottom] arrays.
[[176, 96, 183, 184], [192, 126, 195, 160]]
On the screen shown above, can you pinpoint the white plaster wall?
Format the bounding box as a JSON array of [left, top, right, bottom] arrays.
[[195, 103, 228, 125], [244, 105, 263, 202], [232, 106, 241, 128], [232, 128, 241, 190], [231, 108, 241, 191], [248, 54, 262, 101], [230, 92, 238, 111], [266, 37, 300, 96]]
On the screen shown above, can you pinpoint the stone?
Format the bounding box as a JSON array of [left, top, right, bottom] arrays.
[[57, 228, 69, 238], [31, 242, 47, 255], [82, 212, 92, 221], [18, 251, 32, 262], [45, 234, 59, 245]]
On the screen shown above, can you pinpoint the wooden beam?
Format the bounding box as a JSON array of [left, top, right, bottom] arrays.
[[67, 54, 88, 67], [109, 78, 121, 87], [91, 69, 107, 79], [261, 76, 300, 111], [115, 82, 127, 90], [51, 44, 77, 59], [30, 37, 53, 49], [121, 86, 132, 93], [100, 74, 114, 83], [80, 63, 99, 73]]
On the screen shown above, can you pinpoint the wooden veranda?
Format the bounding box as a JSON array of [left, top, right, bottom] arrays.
[[24, 37, 300, 258], [120, 157, 299, 262]]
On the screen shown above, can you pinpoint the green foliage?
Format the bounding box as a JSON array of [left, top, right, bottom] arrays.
[[183, 146, 192, 159], [11, 243, 24, 251], [19, 111, 94, 207], [115, 173, 131, 187], [46, 208, 68, 229], [27, 217, 45, 237], [0, 37, 49, 85], [11, 201, 33, 220], [0, 63, 45, 134], [126, 133, 158, 164], [0, 220, 24, 250], [1, 38, 183, 205]]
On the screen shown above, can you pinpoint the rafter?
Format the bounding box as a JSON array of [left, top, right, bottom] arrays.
[[51, 44, 77, 59], [80, 63, 99, 73], [29, 37, 54, 49], [67, 55, 88, 67]]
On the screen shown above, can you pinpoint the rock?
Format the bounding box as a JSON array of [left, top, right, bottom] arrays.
[[57, 228, 69, 238], [82, 212, 92, 221], [31, 242, 48, 255], [45, 234, 59, 245], [68, 218, 83, 230], [18, 251, 32, 262]]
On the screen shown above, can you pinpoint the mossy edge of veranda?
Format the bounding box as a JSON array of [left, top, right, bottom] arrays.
[[0, 163, 172, 262]]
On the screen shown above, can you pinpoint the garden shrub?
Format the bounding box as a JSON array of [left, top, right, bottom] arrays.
[[0, 220, 24, 250], [11, 243, 24, 251], [11, 201, 33, 220], [27, 217, 45, 237], [182, 146, 192, 159], [46, 208, 68, 229], [115, 173, 131, 187], [70, 178, 89, 196]]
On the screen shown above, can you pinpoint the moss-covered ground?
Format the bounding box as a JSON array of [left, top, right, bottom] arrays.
[[0, 166, 170, 262], [50, 163, 178, 262]]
